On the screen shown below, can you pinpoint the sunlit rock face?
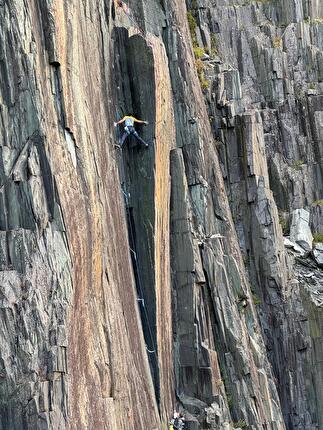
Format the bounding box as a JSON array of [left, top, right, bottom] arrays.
[[0, 0, 322, 429]]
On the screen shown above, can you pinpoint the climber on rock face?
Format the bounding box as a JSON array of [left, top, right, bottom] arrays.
[[114, 115, 149, 148]]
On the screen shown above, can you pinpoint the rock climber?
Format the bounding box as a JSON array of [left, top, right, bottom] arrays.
[[169, 411, 185, 430], [114, 115, 149, 148]]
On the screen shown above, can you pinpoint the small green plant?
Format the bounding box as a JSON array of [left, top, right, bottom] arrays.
[[200, 79, 209, 89], [312, 199, 323, 206], [304, 17, 310, 24], [313, 233, 323, 243], [195, 59, 209, 89], [195, 58, 204, 75], [187, 10, 210, 89], [252, 293, 262, 305], [187, 11, 198, 47], [290, 159, 304, 170], [308, 82, 316, 90], [273, 36, 282, 48], [313, 17, 323, 24], [278, 212, 289, 235], [187, 11, 196, 34], [193, 46, 205, 59], [233, 419, 247, 428]]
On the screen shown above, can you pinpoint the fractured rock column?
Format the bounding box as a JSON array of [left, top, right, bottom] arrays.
[[111, 21, 175, 423], [151, 34, 176, 424], [166, 0, 286, 428]]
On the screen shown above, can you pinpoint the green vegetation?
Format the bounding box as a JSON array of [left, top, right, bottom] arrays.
[[233, 419, 247, 428], [313, 233, 323, 243], [279, 212, 289, 235], [196, 59, 209, 89], [252, 293, 262, 305], [290, 159, 304, 170], [312, 199, 323, 206], [193, 46, 205, 59], [250, 285, 262, 306], [273, 36, 282, 48], [187, 11, 198, 47], [187, 11, 208, 89], [200, 79, 209, 90], [303, 17, 323, 24], [187, 8, 223, 90]]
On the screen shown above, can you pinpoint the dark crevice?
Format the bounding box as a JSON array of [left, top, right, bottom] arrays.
[[126, 207, 160, 403], [51, 64, 67, 130], [112, 27, 160, 407], [30, 131, 55, 221]]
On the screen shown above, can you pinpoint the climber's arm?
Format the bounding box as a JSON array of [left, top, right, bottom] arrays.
[[114, 117, 126, 126], [133, 117, 148, 125]]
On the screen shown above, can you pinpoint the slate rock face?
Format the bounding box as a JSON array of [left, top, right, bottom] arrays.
[[0, 1, 160, 429], [0, 0, 322, 429], [187, 0, 323, 428]]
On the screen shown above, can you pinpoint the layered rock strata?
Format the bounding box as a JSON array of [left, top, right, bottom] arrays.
[[187, 0, 323, 428], [0, 0, 322, 429]]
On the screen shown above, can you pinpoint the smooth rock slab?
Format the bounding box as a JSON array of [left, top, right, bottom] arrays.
[[290, 209, 313, 251]]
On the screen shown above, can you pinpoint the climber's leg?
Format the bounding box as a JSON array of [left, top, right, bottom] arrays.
[[132, 130, 149, 147], [119, 130, 130, 147]]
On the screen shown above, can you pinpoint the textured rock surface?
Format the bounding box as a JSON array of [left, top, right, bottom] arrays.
[[313, 243, 323, 267], [0, 1, 160, 429], [188, 0, 323, 428], [0, 0, 322, 429]]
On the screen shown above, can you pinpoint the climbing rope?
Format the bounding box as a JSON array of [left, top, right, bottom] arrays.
[[115, 138, 157, 356], [126, 208, 157, 355]]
